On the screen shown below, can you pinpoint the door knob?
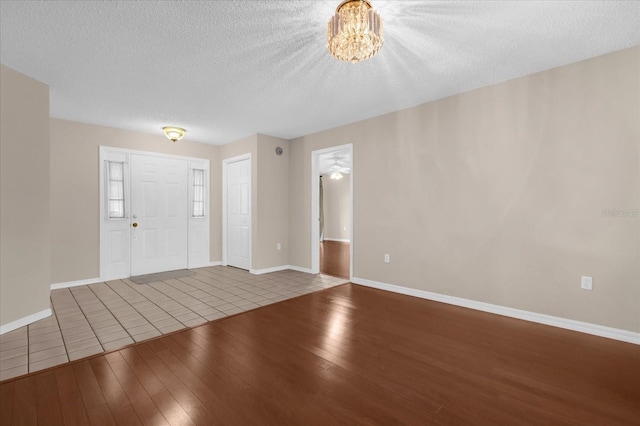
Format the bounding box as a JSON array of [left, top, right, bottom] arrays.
[[132, 223, 138, 228]]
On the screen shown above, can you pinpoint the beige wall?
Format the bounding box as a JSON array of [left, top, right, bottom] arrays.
[[322, 173, 351, 241], [50, 119, 221, 283], [1, 65, 51, 327], [256, 135, 290, 269], [3, 47, 637, 335], [289, 140, 308, 269], [220, 134, 290, 270], [290, 47, 640, 332]]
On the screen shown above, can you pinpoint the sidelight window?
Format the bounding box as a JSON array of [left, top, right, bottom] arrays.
[[106, 161, 125, 219], [192, 169, 205, 217]]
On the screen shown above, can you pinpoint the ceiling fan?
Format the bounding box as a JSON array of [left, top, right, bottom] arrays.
[[327, 159, 350, 179], [328, 159, 350, 172]]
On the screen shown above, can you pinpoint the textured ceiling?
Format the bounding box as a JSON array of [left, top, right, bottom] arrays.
[[1, 1, 638, 145]]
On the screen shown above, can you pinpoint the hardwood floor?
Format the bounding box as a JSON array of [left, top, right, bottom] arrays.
[[320, 240, 350, 279], [1, 283, 639, 425]]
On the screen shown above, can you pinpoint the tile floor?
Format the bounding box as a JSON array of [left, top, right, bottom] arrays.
[[0, 266, 347, 381]]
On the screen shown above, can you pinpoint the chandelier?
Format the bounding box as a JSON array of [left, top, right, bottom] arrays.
[[327, 0, 384, 64]]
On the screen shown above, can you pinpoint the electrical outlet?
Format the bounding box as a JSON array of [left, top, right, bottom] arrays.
[[276, 243, 281, 251], [384, 254, 390, 263], [581, 276, 592, 290]]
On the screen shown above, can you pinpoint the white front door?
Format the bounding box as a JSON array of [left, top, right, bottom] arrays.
[[226, 158, 251, 270], [130, 154, 188, 276]]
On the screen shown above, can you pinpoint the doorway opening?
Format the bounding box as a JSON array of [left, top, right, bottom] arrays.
[[311, 145, 353, 280]]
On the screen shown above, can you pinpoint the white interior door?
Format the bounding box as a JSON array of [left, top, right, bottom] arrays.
[[226, 158, 251, 270], [130, 154, 188, 276]]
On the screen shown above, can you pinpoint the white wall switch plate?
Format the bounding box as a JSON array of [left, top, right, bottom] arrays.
[[581, 276, 592, 290], [384, 254, 390, 263]]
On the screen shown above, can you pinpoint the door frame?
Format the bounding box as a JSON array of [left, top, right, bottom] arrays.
[[99, 147, 210, 281], [311, 144, 353, 279], [221, 153, 252, 270]]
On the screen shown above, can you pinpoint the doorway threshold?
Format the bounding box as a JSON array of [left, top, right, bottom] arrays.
[[130, 269, 196, 284]]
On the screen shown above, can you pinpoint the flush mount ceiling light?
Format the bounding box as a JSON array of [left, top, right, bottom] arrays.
[[330, 171, 344, 180], [163, 126, 186, 142], [327, 0, 384, 64]]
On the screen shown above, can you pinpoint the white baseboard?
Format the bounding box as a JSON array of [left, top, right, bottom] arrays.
[[250, 265, 317, 275], [51, 277, 102, 290], [250, 265, 290, 275], [351, 276, 640, 345], [323, 238, 350, 243], [208, 261, 222, 267], [0, 308, 52, 335], [287, 265, 314, 274]]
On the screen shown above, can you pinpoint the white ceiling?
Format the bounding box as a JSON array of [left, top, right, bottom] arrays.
[[1, 1, 638, 145]]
